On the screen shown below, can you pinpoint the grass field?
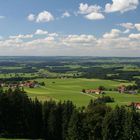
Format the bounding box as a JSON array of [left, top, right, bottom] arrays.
[[24, 78, 139, 107]]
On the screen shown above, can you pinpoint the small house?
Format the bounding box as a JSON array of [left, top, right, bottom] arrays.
[[85, 89, 103, 95], [118, 85, 126, 93], [131, 102, 140, 109]]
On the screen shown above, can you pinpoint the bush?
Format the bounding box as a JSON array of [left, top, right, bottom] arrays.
[[94, 96, 114, 104], [98, 86, 106, 90], [82, 89, 86, 93]]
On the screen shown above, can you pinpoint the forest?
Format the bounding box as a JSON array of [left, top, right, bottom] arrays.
[[0, 88, 140, 140]]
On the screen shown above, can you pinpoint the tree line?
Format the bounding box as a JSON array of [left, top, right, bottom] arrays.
[[0, 88, 140, 140]]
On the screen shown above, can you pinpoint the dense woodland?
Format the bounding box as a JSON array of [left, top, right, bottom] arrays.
[[1, 57, 140, 82], [0, 88, 140, 140]]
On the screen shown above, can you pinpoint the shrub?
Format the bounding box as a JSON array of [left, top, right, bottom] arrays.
[[94, 96, 114, 104]]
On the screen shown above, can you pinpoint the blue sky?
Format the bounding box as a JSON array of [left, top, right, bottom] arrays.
[[0, 0, 140, 56]]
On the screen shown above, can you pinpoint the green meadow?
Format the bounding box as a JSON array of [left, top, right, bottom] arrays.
[[24, 78, 139, 107]]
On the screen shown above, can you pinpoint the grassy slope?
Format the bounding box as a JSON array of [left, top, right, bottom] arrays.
[[25, 78, 138, 107]]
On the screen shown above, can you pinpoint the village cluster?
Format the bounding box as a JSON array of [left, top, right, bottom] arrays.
[[0, 81, 45, 89], [118, 85, 137, 94], [82, 85, 140, 109], [82, 85, 137, 95]]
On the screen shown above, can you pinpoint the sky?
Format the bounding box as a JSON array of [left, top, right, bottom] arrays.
[[0, 0, 140, 56]]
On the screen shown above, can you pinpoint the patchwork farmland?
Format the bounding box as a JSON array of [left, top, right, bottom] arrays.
[[24, 78, 138, 107]]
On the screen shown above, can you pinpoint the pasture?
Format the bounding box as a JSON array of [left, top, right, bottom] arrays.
[[25, 78, 139, 107]]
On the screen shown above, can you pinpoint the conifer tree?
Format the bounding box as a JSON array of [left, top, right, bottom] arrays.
[[102, 106, 126, 140], [67, 109, 85, 140], [123, 108, 140, 140]]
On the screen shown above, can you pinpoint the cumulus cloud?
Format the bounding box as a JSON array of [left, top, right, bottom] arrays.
[[27, 11, 54, 23], [62, 34, 97, 48], [105, 0, 139, 13], [79, 3, 102, 14], [97, 37, 132, 50], [129, 33, 140, 39], [78, 3, 105, 20], [103, 29, 121, 39], [119, 22, 134, 29], [123, 29, 130, 34], [36, 11, 54, 23], [9, 34, 33, 39], [119, 22, 140, 31], [26, 37, 55, 48], [27, 14, 35, 21], [85, 12, 105, 20], [35, 29, 48, 35], [62, 11, 71, 18], [135, 24, 140, 31], [0, 29, 140, 56], [48, 33, 58, 37], [0, 38, 23, 47], [63, 34, 96, 43]]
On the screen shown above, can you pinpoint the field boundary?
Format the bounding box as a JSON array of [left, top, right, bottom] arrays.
[[81, 92, 97, 99]]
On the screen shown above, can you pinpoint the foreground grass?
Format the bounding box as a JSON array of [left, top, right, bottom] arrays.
[[25, 78, 137, 107]]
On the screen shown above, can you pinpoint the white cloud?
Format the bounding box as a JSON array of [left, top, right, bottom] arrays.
[[85, 12, 105, 20], [45, 36, 55, 41], [79, 3, 89, 14], [49, 33, 58, 37], [103, 29, 121, 38], [119, 23, 140, 31], [119, 23, 134, 33], [63, 34, 96, 43], [97, 37, 131, 50], [27, 14, 35, 21], [9, 34, 33, 39], [62, 11, 71, 18], [36, 11, 54, 23], [62, 34, 97, 47], [28, 11, 54, 23], [26, 37, 55, 47], [123, 29, 130, 34], [135, 24, 140, 31], [129, 33, 140, 39], [35, 29, 48, 35], [0, 29, 140, 56], [119, 22, 134, 29], [78, 3, 105, 20], [79, 3, 102, 14], [0, 38, 23, 47], [105, 0, 139, 13]]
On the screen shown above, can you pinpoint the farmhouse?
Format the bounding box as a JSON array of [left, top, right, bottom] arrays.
[[85, 89, 103, 95], [18, 81, 40, 88], [118, 85, 137, 94], [118, 85, 126, 93], [131, 102, 140, 109], [9, 84, 18, 88]]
